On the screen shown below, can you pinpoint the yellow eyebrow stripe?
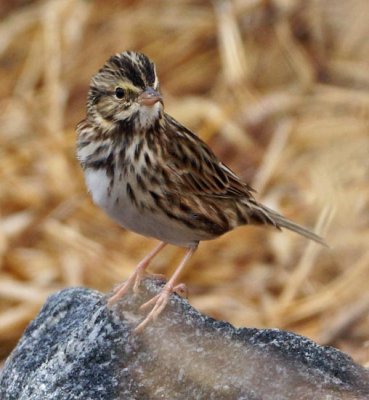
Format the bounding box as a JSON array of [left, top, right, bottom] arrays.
[[118, 81, 140, 93]]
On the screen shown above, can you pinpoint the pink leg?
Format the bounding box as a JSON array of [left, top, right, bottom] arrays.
[[107, 241, 167, 307], [135, 246, 197, 332]]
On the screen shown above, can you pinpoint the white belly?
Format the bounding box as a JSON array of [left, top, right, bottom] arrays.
[[84, 168, 201, 247]]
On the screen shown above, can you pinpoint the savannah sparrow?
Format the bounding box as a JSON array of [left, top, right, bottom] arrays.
[[76, 51, 325, 331]]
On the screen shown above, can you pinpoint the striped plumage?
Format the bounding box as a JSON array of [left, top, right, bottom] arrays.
[[76, 51, 325, 331]]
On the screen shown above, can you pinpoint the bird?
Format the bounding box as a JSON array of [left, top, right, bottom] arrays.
[[76, 51, 326, 331]]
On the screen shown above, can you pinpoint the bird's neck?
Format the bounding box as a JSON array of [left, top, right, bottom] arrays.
[[136, 102, 163, 130]]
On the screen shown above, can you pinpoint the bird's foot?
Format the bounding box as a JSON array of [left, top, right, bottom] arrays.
[[134, 246, 196, 331], [107, 273, 138, 307], [173, 283, 188, 298], [107, 242, 167, 307], [107, 263, 150, 307], [134, 282, 181, 332]]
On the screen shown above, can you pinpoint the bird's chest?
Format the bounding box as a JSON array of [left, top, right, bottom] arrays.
[[82, 140, 203, 247], [84, 141, 147, 224], [85, 165, 192, 245], [84, 164, 152, 231], [83, 143, 173, 239]]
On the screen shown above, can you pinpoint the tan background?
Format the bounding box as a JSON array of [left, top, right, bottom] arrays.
[[1, 0, 369, 366]]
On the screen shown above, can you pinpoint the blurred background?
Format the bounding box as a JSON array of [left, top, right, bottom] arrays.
[[1, 0, 369, 367]]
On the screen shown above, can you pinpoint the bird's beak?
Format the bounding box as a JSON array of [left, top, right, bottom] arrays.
[[138, 87, 162, 107]]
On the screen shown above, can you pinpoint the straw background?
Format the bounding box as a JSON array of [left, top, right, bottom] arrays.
[[1, 0, 369, 367]]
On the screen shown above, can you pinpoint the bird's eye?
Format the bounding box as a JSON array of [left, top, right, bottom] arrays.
[[115, 87, 125, 99]]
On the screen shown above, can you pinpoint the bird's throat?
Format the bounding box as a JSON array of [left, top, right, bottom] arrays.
[[138, 102, 162, 129]]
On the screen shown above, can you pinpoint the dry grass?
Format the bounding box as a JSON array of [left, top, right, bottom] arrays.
[[1, 0, 369, 366]]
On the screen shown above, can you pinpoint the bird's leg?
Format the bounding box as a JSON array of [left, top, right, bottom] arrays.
[[135, 245, 197, 332], [107, 241, 167, 307]]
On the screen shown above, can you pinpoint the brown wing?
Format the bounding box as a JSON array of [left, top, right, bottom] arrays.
[[163, 114, 255, 200], [152, 115, 326, 245]]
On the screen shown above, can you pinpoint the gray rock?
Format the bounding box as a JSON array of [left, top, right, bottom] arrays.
[[1, 278, 369, 400]]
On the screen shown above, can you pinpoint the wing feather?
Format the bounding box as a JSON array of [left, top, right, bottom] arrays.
[[163, 115, 255, 200]]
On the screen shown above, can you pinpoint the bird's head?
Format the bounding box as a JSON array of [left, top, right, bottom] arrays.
[[87, 51, 163, 130]]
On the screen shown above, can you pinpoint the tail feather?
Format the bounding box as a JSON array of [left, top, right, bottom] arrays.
[[250, 203, 327, 246]]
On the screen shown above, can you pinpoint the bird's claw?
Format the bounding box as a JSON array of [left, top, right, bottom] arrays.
[[107, 270, 143, 307], [135, 287, 172, 332], [173, 283, 188, 298]]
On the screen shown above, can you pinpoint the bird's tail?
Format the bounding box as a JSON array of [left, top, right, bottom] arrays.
[[246, 201, 327, 246]]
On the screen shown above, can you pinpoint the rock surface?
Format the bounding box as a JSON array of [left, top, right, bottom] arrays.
[[1, 278, 369, 400]]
